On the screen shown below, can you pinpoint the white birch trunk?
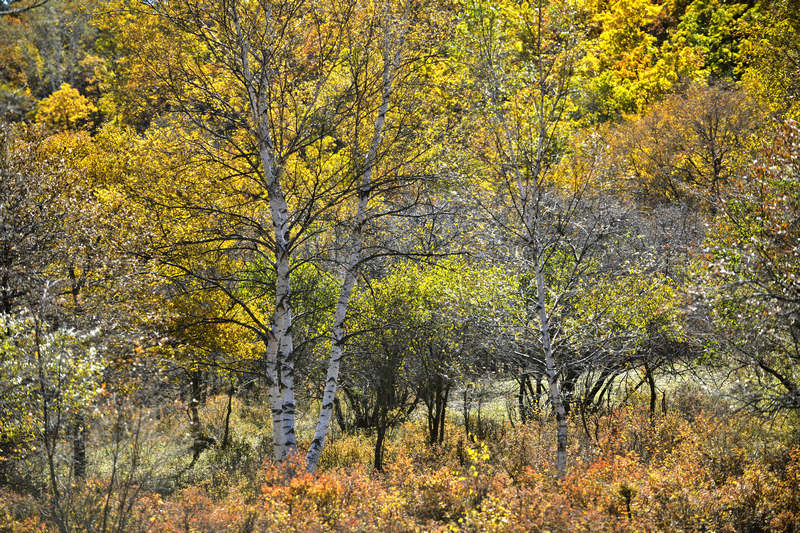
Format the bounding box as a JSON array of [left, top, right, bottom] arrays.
[[274, 242, 296, 458], [305, 28, 400, 471], [232, 4, 296, 462], [304, 259, 359, 470], [533, 250, 568, 477], [264, 338, 284, 460]]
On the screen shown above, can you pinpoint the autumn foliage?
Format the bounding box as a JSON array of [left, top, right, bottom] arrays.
[[2, 0, 800, 531]]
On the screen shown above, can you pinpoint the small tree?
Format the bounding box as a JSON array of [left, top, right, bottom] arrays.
[[609, 83, 763, 209], [459, 0, 588, 477], [708, 120, 800, 413]]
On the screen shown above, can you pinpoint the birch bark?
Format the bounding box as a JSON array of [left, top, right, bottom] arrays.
[[306, 25, 402, 471], [233, 3, 296, 461], [472, 0, 574, 477]]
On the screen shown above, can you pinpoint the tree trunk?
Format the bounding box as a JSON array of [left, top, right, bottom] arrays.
[[235, 6, 296, 463], [438, 385, 449, 443], [425, 377, 449, 445], [479, 0, 572, 479], [374, 411, 387, 472], [305, 34, 400, 472], [259, 156, 295, 464], [265, 339, 284, 462], [333, 396, 347, 433], [463, 386, 473, 441], [34, 319, 67, 533], [275, 247, 296, 459], [306, 265, 358, 470], [221, 384, 234, 450], [645, 362, 657, 417], [534, 253, 568, 478], [518, 376, 528, 424], [72, 412, 87, 481], [518, 373, 538, 423]]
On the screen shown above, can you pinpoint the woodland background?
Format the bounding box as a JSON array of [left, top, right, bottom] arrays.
[[1, 0, 800, 531]]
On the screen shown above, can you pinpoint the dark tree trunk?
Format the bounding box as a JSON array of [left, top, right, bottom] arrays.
[[645, 362, 657, 417], [438, 385, 449, 443], [424, 376, 450, 445], [517, 373, 541, 423], [221, 384, 234, 450], [72, 412, 87, 480], [188, 371, 205, 467], [333, 395, 347, 433], [560, 368, 579, 416], [373, 410, 387, 472]]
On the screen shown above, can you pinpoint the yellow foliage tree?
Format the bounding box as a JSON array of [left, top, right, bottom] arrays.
[[34, 83, 96, 131]]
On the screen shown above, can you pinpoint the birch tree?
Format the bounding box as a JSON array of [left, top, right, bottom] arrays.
[[126, 0, 442, 465], [460, 0, 591, 477], [304, 0, 433, 470]]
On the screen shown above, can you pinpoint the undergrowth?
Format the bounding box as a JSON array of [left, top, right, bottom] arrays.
[[3, 390, 799, 532]]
